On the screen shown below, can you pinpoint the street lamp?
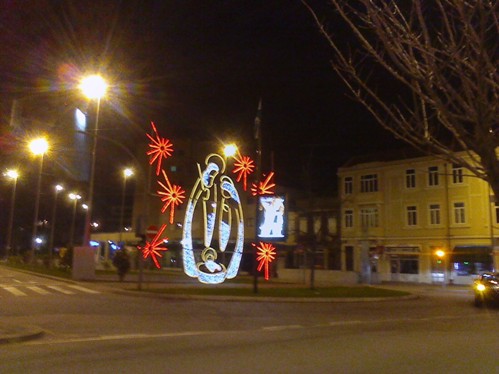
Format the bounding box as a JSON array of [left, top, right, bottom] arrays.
[[29, 137, 49, 263], [48, 184, 64, 267], [4, 169, 19, 259], [223, 143, 238, 158], [119, 168, 134, 243], [68, 193, 82, 249], [80, 74, 108, 246], [436, 249, 446, 287]]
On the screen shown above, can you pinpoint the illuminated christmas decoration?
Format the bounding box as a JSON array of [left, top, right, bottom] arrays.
[[232, 155, 255, 191], [182, 153, 245, 284], [158, 169, 186, 224], [251, 171, 275, 196], [147, 121, 174, 175], [140, 224, 168, 268], [253, 242, 277, 280]]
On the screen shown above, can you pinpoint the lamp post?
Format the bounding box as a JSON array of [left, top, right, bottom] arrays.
[[29, 137, 49, 263], [119, 168, 134, 244], [80, 74, 107, 246], [4, 169, 19, 259], [68, 193, 82, 249], [48, 184, 64, 267]]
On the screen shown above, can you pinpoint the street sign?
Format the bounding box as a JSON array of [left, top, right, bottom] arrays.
[[146, 225, 158, 239]]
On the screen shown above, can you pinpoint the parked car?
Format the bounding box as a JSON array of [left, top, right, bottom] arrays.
[[473, 272, 499, 307]]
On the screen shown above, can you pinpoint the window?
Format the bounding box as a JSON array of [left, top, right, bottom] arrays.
[[405, 169, 416, 188], [360, 174, 378, 193], [452, 164, 463, 184], [344, 176, 353, 195], [429, 204, 441, 225], [495, 203, 499, 224], [400, 256, 419, 274], [360, 207, 379, 228], [299, 217, 307, 234], [344, 210, 353, 228], [407, 206, 418, 226], [428, 166, 439, 186], [328, 217, 337, 235], [453, 202, 466, 224]]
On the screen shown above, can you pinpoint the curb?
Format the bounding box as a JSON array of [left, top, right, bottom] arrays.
[[107, 288, 419, 303], [0, 323, 45, 345]]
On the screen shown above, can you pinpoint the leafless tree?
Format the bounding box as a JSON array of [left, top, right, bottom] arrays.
[[303, 1, 499, 196]]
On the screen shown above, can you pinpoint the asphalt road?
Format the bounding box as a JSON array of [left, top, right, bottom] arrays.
[[1, 268, 497, 373]]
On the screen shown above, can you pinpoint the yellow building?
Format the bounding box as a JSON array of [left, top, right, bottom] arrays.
[[338, 150, 498, 285]]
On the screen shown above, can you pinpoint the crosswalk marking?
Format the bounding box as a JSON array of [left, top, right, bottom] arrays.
[[46, 285, 75, 295], [67, 285, 100, 294], [4, 286, 27, 296], [27, 286, 50, 295], [0, 284, 101, 297]]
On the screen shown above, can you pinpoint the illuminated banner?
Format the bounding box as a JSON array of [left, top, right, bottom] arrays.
[[257, 195, 286, 240]]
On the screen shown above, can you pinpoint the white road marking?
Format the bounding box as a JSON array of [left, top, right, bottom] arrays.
[[25, 330, 218, 346], [262, 325, 303, 331], [66, 285, 100, 294], [46, 285, 75, 295], [3, 286, 27, 296], [27, 286, 50, 295]]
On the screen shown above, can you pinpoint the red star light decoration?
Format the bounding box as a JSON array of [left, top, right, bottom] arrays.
[[140, 224, 168, 269], [253, 242, 277, 280], [251, 171, 275, 196], [147, 121, 174, 175], [158, 170, 186, 223], [232, 155, 255, 191]]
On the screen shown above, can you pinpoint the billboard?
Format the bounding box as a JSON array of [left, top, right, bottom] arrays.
[[257, 195, 286, 240]]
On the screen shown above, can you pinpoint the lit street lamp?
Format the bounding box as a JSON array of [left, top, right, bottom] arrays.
[[223, 143, 238, 158], [436, 249, 446, 288], [4, 169, 19, 259], [29, 137, 49, 263], [48, 184, 64, 267], [119, 168, 134, 243], [68, 193, 82, 249], [80, 74, 108, 246]]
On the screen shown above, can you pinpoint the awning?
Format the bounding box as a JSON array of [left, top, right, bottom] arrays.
[[451, 246, 492, 263]]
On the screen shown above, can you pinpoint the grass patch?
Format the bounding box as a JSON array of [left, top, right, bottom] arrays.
[[1, 261, 72, 279], [139, 286, 410, 298]]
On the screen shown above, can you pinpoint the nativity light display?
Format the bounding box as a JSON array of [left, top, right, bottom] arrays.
[[182, 154, 245, 284], [142, 121, 279, 281]]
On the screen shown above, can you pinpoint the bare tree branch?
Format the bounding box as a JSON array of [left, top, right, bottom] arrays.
[[303, 0, 499, 196]]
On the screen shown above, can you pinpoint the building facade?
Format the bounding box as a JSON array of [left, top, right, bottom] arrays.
[[338, 150, 498, 285]]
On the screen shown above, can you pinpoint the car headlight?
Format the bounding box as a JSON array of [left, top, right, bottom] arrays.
[[476, 284, 486, 292]]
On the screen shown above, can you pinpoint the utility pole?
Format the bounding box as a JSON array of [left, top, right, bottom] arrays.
[[253, 99, 262, 294]]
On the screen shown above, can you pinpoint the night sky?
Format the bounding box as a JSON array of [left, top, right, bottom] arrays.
[[0, 0, 401, 193]]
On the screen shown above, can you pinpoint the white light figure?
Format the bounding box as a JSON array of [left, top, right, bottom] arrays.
[[182, 154, 244, 284], [259, 196, 284, 238]]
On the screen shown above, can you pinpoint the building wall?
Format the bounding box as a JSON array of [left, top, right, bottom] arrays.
[[338, 153, 498, 284]]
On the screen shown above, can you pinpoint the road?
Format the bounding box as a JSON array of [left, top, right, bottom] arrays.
[[1, 267, 497, 373]]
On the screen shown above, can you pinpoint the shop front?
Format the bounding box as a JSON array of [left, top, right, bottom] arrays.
[[383, 246, 421, 283]]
